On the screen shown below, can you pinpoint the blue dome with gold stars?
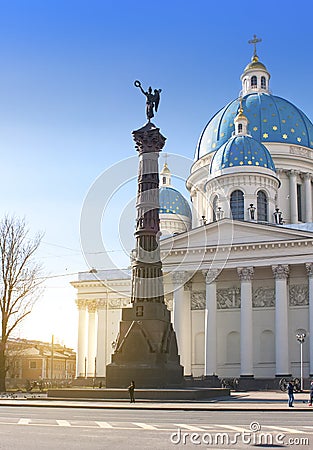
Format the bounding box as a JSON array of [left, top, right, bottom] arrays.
[[159, 187, 192, 219], [210, 135, 276, 174], [195, 93, 313, 160]]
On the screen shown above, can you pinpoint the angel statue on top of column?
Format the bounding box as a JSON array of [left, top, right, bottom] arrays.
[[134, 80, 162, 121]]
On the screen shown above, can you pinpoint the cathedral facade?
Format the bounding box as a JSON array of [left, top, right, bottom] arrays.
[[72, 45, 313, 381]]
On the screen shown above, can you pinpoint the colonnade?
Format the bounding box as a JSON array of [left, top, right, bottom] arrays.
[[76, 298, 108, 378], [194, 263, 313, 378], [287, 170, 312, 223], [76, 263, 313, 379]]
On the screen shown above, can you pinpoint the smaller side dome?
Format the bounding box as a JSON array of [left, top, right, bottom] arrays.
[[210, 135, 276, 174], [159, 186, 192, 220]]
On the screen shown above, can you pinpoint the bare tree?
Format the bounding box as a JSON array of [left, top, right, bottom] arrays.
[[0, 216, 43, 391]]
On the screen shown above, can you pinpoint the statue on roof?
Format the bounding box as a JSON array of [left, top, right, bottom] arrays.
[[134, 80, 162, 121]]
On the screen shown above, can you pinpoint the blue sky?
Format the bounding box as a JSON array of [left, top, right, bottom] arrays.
[[0, 0, 312, 347]]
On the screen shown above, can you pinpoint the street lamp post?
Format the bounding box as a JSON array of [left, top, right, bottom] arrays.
[[296, 329, 306, 391]]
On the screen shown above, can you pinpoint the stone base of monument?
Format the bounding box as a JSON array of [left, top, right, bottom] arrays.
[[47, 388, 230, 401], [105, 302, 184, 388]]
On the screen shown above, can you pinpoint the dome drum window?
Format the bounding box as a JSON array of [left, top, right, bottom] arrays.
[[230, 190, 244, 220], [261, 76, 266, 89], [257, 190, 268, 222]]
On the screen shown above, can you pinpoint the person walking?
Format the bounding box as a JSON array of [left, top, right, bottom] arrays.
[[128, 380, 135, 403], [287, 381, 294, 407], [309, 381, 313, 406]]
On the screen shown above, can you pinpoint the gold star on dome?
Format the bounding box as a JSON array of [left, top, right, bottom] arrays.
[[291, 128, 295, 133], [282, 119, 286, 123], [248, 161, 252, 165], [221, 132, 225, 137], [282, 134, 288, 139], [212, 143, 216, 148], [239, 161, 244, 165], [297, 137, 302, 142], [263, 133, 269, 139], [255, 161, 260, 165], [272, 126, 278, 131], [263, 119, 268, 123], [229, 123, 233, 127], [253, 126, 258, 131]]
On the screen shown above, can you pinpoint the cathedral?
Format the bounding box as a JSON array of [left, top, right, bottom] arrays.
[[72, 41, 313, 382]]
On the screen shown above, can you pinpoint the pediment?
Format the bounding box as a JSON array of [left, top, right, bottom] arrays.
[[160, 219, 313, 250]]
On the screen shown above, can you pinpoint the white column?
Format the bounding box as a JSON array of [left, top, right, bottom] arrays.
[[238, 267, 254, 377], [306, 263, 313, 376], [304, 174, 312, 222], [272, 265, 290, 376], [203, 269, 219, 376], [76, 299, 87, 378], [172, 271, 187, 373], [96, 299, 107, 378], [183, 283, 192, 376], [289, 170, 298, 223], [87, 300, 97, 377]]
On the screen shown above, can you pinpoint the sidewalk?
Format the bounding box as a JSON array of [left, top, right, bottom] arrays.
[[0, 391, 312, 411]]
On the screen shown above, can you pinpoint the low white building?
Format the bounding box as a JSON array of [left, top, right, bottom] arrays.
[[72, 45, 313, 382]]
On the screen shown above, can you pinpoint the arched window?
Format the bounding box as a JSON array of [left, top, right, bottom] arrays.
[[261, 76, 266, 89], [251, 75, 257, 88], [162, 176, 166, 185], [230, 190, 244, 220], [257, 190, 268, 222], [238, 123, 243, 133], [212, 196, 218, 222]]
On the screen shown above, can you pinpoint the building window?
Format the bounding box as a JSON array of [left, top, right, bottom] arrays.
[[251, 76, 257, 88], [29, 361, 37, 369], [257, 190, 268, 222], [212, 196, 218, 222], [297, 184, 302, 221], [261, 76, 266, 89], [230, 190, 244, 220], [238, 123, 243, 133], [162, 176, 166, 185]]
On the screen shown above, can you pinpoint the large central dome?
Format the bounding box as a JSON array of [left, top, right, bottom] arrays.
[[195, 93, 313, 161]]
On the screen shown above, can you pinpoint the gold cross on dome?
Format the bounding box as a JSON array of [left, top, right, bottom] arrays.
[[248, 34, 262, 57]]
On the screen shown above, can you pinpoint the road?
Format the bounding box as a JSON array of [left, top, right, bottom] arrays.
[[0, 406, 312, 449]]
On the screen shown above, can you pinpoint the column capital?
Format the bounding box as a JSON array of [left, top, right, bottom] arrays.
[[172, 271, 188, 287], [237, 267, 254, 281], [96, 298, 107, 309], [76, 299, 87, 310], [272, 264, 289, 280], [202, 269, 220, 284], [288, 169, 298, 177], [306, 263, 313, 278], [87, 300, 97, 313]]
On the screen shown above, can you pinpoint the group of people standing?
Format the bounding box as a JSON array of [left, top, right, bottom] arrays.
[[287, 380, 313, 407]]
